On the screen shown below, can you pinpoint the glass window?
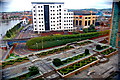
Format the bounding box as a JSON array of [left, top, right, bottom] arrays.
[[88, 20, 90, 25], [85, 21, 87, 26], [79, 20, 82, 25], [38, 6, 40, 8], [85, 17, 87, 19], [59, 5, 61, 8], [76, 20, 78, 25]]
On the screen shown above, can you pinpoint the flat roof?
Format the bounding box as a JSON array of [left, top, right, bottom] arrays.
[[31, 2, 64, 4]]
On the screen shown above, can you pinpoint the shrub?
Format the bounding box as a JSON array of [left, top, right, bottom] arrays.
[[26, 30, 109, 49], [96, 45, 102, 50], [84, 49, 90, 55], [52, 58, 63, 67], [29, 66, 39, 76]]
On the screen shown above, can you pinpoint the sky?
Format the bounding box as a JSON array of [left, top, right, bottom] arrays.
[[1, 0, 113, 12]]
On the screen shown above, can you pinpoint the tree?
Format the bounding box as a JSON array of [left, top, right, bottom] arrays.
[[96, 45, 102, 50], [29, 66, 39, 76], [52, 58, 63, 67], [84, 49, 89, 55], [6, 31, 11, 38]]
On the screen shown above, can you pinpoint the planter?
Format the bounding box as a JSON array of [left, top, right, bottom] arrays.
[[51, 54, 93, 71], [104, 51, 118, 58], [57, 57, 99, 78]]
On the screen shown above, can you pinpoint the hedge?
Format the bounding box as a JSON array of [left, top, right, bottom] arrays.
[[26, 30, 109, 49]]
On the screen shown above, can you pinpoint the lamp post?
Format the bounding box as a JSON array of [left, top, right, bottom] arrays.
[[40, 31, 43, 50], [36, 43, 38, 51]]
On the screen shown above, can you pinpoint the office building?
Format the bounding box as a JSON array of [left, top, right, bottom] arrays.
[[31, 2, 74, 33]]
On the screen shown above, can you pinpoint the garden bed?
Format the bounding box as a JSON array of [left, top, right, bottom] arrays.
[[26, 30, 109, 50], [57, 56, 99, 78], [93, 44, 111, 53], [51, 52, 92, 70], [36, 46, 73, 57], [2, 57, 30, 69], [100, 48, 118, 57], [76, 41, 93, 46]]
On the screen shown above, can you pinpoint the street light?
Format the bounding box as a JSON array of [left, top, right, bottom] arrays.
[[36, 43, 38, 51], [40, 31, 43, 50]]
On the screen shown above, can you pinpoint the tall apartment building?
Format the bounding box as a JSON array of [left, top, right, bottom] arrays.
[[31, 2, 74, 33], [109, 1, 120, 48]]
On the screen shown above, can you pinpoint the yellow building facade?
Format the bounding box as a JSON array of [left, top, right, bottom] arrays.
[[73, 14, 98, 27]]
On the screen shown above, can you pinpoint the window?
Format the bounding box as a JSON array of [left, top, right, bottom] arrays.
[[76, 17, 78, 19], [85, 21, 87, 26], [33, 6, 35, 8], [57, 17, 59, 19], [35, 28, 37, 30], [34, 21, 36, 23], [79, 20, 82, 25], [41, 14, 43, 16], [88, 20, 90, 25], [34, 10, 35, 12], [41, 6, 42, 8], [53, 6, 55, 8], [92, 20, 95, 24], [50, 6, 52, 8], [38, 10, 40, 12], [39, 21, 41, 23], [57, 6, 59, 8], [76, 20, 78, 25], [59, 13, 61, 15], [59, 9, 61, 11], [88, 17, 91, 19], [39, 25, 41, 27], [38, 6, 40, 8], [39, 14, 40, 16], [59, 5, 61, 8], [85, 17, 87, 19], [34, 18, 36, 19], [53, 17, 55, 19], [41, 10, 43, 12], [59, 16, 61, 18]]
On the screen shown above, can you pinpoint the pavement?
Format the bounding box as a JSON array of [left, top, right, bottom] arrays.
[[69, 54, 118, 78], [1, 36, 110, 79]]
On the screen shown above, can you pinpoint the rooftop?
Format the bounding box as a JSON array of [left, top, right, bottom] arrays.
[[31, 2, 64, 4]]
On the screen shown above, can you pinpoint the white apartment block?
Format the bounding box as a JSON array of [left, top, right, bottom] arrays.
[[31, 2, 74, 33]]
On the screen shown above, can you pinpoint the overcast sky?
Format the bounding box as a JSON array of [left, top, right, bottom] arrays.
[[1, 0, 113, 12]]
